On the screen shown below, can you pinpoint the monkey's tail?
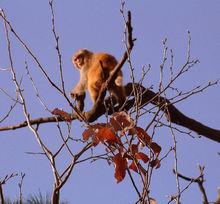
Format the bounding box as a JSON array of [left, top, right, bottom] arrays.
[[115, 70, 123, 86]]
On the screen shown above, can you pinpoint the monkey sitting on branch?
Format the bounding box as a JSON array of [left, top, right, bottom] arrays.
[[70, 49, 126, 111]]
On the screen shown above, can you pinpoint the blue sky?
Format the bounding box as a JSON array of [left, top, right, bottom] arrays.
[[0, 0, 219, 203]]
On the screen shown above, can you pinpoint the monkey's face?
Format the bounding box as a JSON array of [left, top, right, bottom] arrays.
[[72, 49, 92, 69], [73, 54, 84, 69]]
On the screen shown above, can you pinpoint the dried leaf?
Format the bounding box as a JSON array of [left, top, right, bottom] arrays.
[[129, 161, 138, 173], [135, 127, 152, 145], [135, 152, 149, 163], [130, 144, 139, 155], [92, 134, 100, 146], [82, 128, 94, 141], [128, 127, 136, 135], [124, 153, 133, 160], [94, 126, 119, 145], [150, 142, 161, 156], [113, 153, 127, 183], [52, 108, 72, 122], [82, 124, 121, 146], [150, 158, 161, 169], [110, 111, 134, 132]]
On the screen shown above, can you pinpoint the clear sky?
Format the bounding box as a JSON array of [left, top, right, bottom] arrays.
[[0, 0, 219, 203]]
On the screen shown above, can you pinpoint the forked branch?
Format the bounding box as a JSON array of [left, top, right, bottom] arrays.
[[0, 83, 219, 143]]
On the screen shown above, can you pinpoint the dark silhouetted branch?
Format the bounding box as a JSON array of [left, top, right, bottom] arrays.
[[0, 83, 220, 143], [174, 167, 209, 204]]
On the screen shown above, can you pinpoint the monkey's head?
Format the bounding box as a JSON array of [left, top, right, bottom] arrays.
[[72, 49, 93, 69]]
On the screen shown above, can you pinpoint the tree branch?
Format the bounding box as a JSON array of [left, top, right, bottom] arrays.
[[0, 83, 219, 143], [0, 10, 219, 142], [174, 167, 209, 204]]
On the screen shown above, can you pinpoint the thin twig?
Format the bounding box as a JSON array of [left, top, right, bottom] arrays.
[[49, 0, 66, 93], [174, 166, 209, 204]]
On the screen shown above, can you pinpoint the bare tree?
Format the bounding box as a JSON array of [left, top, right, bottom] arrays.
[[0, 1, 219, 204]]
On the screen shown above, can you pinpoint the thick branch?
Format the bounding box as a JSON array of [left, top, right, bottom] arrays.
[[0, 83, 219, 143], [125, 83, 220, 143], [0, 9, 219, 142]]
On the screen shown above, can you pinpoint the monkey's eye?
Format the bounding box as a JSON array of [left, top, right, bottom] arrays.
[[74, 54, 83, 62], [73, 56, 78, 62], [73, 54, 84, 69]]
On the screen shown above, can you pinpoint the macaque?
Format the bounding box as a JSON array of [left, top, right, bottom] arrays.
[[70, 49, 126, 111]]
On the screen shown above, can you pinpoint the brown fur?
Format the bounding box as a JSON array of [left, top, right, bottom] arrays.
[[70, 49, 125, 110]]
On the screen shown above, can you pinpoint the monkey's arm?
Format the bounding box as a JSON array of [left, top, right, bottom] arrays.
[[70, 74, 87, 98], [70, 84, 86, 111], [70, 75, 87, 111]]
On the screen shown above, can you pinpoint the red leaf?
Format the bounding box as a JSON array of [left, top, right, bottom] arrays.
[[110, 111, 134, 132], [130, 144, 138, 155], [129, 161, 138, 173], [123, 153, 133, 160], [94, 126, 119, 145], [135, 127, 152, 145], [92, 134, 100, 146], [150, 158, 161, 169], [82, 124, 121, 146], [52, 108, 72, 122], [82, 128, 94, 141], [150, 142, 161, 156], [128, 127, 136, 135], [135, 152, 149, 163], [113, 153, 127, 183]]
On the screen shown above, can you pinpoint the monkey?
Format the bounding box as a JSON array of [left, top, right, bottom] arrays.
[[70, 49, 126, 111]]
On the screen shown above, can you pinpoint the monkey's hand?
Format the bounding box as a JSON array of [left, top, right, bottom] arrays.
[[70, 91, 78, 99], [70, 91, 85, 100], [70, 91, 86, 111], [104, 95, 117, 108]]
